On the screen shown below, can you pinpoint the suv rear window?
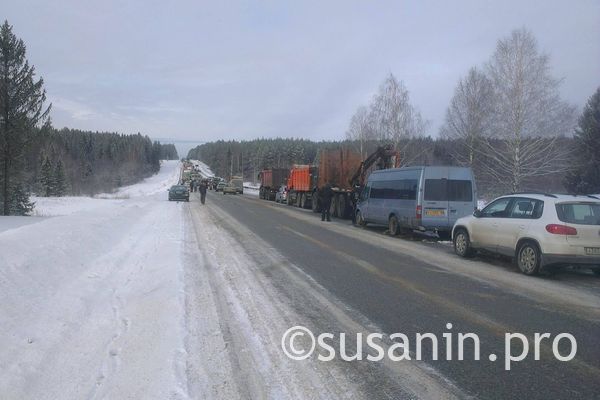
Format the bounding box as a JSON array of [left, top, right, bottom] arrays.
[[555, 203, 600, 225], [424, 179, 473, 202]]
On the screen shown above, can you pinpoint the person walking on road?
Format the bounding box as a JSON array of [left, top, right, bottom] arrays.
[[199, 180, 207, 204], [320, 183, 333, 222]]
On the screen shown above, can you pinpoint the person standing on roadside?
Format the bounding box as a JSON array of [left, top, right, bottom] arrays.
[[320, 183, 334, 222], [199, 180, 207, 204]]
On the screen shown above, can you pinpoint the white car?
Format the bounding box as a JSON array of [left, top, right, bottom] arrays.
[[452, 193, 600, 275]]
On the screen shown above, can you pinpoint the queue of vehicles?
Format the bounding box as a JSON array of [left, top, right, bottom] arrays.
[[176, 156, 599, 276], [254, 146, 599, 276]]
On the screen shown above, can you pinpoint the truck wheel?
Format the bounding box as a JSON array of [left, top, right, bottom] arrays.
[[516, 241, 541, 275], [453, 229, 473, 257], [388, 215, 400, 236]]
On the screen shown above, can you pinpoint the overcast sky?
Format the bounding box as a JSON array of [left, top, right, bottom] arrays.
[[4, 0, 600, 143]]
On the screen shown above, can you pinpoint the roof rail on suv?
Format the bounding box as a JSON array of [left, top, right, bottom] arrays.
[[510, 191, 558, 198]]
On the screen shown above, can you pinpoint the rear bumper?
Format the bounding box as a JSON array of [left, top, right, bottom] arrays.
[[542, 253, 600, 266]]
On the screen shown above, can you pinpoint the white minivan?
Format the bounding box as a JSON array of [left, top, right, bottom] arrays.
[[355, 166, 477, 239], [452, 193, 600, 275]]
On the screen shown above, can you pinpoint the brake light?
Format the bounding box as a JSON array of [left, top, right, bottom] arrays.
[[545, 224, 577, 235], [416, 205, 422, 219]]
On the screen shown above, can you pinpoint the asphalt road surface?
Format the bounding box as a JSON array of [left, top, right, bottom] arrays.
[[192, 190, 600, 399]]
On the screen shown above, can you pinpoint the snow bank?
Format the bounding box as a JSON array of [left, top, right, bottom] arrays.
[[0, 160, 188, 399], [107, 160, 181, 198], [31, 196, 121, 217], [0, 216, 50, 233]]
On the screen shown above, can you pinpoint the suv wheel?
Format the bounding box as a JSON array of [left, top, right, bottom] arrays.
[[388, 215, 400, 236], [453, 229, 473, 257], [517, 242, 541, 275]]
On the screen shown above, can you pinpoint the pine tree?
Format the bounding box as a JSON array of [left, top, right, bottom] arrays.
[[39, 155, 54, 196], [0, 20, 50, 215], [564, 88, 600, 194], [53, 159, 67, 196]]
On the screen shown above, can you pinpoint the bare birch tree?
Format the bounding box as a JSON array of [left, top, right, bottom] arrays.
[[481, 28, 576, 192], [440, 67, 494, 166], [369, 74, 428, 165], [345, 106, 374, 159]]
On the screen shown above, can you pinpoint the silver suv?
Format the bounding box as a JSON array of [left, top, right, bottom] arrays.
[[452, 193, 600, 275]]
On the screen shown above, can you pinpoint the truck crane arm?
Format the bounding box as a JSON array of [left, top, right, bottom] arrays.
[[348, 144, 398, 188]]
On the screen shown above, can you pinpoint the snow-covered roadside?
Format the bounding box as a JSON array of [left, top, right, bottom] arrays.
[[0, 161, 189, 399], [27, 160, 181, 218]]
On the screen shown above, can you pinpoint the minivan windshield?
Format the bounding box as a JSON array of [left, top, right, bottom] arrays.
[[556, 202, 600, 225], [424, 179, 473, 201]]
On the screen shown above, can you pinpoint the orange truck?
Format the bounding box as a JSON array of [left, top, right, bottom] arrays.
[[286, 165, 317, 208], [281, 145, 399, 218]]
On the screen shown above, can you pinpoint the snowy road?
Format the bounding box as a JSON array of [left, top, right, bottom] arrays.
[[0, 161, 384, 399], [2, 160, 599, 399]]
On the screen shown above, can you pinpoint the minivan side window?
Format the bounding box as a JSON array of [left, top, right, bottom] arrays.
[[370, 181, 385, 199], [369, 180, 418, 200], [481, 198, 512, 218], [424, 179, 473, 202]]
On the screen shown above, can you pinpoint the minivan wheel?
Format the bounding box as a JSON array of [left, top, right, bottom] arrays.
[[517, 242, 541, 275], [453, 229, 473, 257], [388, 215, 400, 236]]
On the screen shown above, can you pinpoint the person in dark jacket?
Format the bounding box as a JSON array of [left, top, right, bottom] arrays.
[[199, 180, 207, 204], [320, 183, 334, 222]]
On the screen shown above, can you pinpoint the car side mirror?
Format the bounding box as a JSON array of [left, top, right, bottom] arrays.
[[473, 209, 482, 218]]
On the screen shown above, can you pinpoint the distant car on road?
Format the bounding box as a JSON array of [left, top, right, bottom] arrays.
[[275, 185, 288, 203], [222, 183, 238, 195], [452, 193, 600, 275], [230, 177, 244, 194], [216, 181, 226, 192], [168, 185, 189, 202]]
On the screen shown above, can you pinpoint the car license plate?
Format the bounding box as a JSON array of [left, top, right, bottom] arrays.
[[585, 247, 600, 255], [425, 209, 445, 217]]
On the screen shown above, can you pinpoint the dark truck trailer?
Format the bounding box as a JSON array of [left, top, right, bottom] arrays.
[[258, 168, 289, 200], [311, 148, 363, 218], [312, 145, 399, 219]]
